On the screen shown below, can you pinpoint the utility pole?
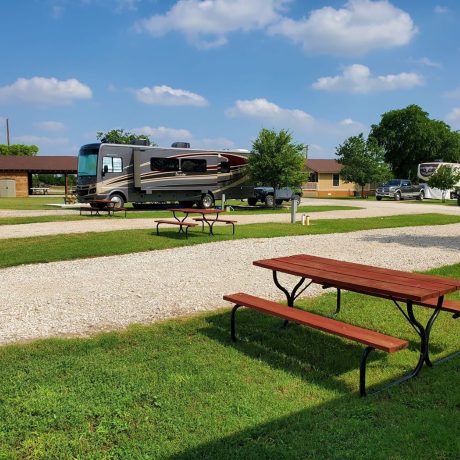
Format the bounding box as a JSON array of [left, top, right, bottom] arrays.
[[6, 118, 10, 145]]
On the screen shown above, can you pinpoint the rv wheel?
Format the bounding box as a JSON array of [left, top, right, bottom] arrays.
[[198, 193, 214, 209], [110, 193, 125, 208]]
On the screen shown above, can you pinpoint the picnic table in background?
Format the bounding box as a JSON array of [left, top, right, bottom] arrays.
[[155, 208, 237, 238], [30, 187, 49, 195], [225, 254, 460, 396], [79, 200, 127, 217]]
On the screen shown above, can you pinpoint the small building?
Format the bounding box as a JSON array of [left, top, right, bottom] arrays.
[[0, 156, 77, 197], [303, 159, 370, 197]]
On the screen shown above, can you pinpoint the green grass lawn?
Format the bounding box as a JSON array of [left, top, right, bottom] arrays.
[[0, 263, 458, 458], [401, 198, 458, 206], [0, 205, 361, 226], [0, 213, 458, 268]]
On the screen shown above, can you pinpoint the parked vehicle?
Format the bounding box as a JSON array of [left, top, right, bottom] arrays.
[[76, 142, 253, 208], [248, 187, 302, 207], [375, 179, 423, 201], [417, 161, 460, 200]]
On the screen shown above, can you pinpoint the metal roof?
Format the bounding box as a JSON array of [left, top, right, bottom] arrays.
[[306, 159, 343, 174], [0, 155, 77, 173]]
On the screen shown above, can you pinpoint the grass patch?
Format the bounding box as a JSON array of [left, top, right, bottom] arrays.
[[401, 199, 458, 206], [0, 205, 360, 226], [0, 263, 459, 458], [0, 213, 458, 268]]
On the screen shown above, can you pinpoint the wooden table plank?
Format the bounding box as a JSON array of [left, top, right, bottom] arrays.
[[277, 255, 459, 293], [253, 259, 448, 301], [286, 254, 460, 289]]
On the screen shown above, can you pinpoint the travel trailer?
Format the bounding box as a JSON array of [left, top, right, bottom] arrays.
[[76, 142, 253, 208], [417, 161, 460, 199]]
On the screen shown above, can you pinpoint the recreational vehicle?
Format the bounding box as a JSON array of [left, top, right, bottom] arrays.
[[76, 142, 253, 208], [417, 161, 460, 199]]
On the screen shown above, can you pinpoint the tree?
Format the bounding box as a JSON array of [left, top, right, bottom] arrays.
[[0, 144, 39, 156], [96, 129, 153, 145], [336, 134, 392, 196], [369, 105, 460, 179], [249, 128, 307, 207], [427, 165, 460, 202]]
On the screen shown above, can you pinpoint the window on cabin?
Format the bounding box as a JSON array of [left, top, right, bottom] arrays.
[[102, 156, 123, 173], [333, 174, 340, 186]]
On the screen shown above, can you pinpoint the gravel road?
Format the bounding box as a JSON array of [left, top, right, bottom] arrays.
[[0, 223, 459, 345]]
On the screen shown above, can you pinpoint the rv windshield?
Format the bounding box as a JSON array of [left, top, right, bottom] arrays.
[[78, 147, 99, 177]]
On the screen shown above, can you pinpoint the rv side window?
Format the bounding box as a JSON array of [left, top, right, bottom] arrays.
[[103, 156, 123, 173], [220, 161, 230, 173], [180, 159, 207, 173], [151, 157, 179, 172]]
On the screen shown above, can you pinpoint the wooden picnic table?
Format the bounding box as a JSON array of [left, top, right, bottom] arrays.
[[30, 187, 49, 195], [155, 208, 237, 238], [252, 254, 460, 384], [79, 200, 127, 217]]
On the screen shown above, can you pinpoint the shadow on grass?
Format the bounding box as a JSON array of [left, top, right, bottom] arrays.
[[200, 309, 413, 397]]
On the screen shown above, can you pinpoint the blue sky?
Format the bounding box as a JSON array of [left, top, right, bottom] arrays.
[[0, 0, 459, 158]]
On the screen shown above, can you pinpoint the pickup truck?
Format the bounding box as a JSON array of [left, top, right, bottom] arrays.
[[248, 187, 302, 207], [376, 179, 423, 201]]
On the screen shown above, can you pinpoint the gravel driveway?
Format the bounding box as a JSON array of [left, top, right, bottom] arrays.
[[0, 223, 459, 345]]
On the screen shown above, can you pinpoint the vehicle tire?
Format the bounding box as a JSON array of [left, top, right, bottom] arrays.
[[294, 194, 301, 206], [418, 190, 424, 201], [179, 201, 194, 208], [110, 193, 125, 208], [376, 196, 382, 201], [198, 193, 214, 209], [264, 194, 275, 207], [394, 192, 401, 201], [248, 197, 258, 206], [450, 191, 456, 200], [275, 199, 283, 206]]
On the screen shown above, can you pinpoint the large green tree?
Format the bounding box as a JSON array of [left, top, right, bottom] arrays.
[[427, 165, 460, 202], [96, 129, 153, 145], [0, 144, 39, 156], [336, 134, 392, 196], [369, 105, 460, 179], [249, 128, 307, 207]]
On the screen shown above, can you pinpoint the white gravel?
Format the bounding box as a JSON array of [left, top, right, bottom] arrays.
[[0, 223, 459, 345]]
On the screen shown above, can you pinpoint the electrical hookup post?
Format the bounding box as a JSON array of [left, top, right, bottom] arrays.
[[290, 194, 297, 223]]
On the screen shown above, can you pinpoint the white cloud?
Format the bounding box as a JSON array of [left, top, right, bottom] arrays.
[[434, 5, 449, 14], [135, 85, 208, 107], [410, 57, 441, 68], [0, 77, 92, 106], [135, 0, 288, 48], [13, 135, 69, 146], [131, 125, 235, 149], [446, 108, 460, 129], [226, 98, 365, 139], [132, 125, 193, 140], [226, 98, 315, 126], [34, 121, 66, 132], [269, 0, 417, 56], [116, 0, 140, 13], [312, 64, 424, 93]]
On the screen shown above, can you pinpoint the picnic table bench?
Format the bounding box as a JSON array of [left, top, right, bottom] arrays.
[[225, 293, 408, 396], [79, 200, 127, 217], [30, 187, 49, 195], [224, 254, 460, 396]]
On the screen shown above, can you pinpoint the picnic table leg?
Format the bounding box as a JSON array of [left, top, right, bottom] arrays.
[[272, 271, 312, 327]]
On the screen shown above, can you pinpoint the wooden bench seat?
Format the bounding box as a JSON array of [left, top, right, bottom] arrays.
[[223, 292, 408, 396], [111, 207, 127, 217], [193, 217, 237, 235], [155, 219, 198, 239], [416, 298, 460, 317]]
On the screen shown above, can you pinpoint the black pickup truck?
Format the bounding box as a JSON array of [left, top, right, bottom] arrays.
[[248, 187, 302, 207], [375, 179, 423, 201]]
